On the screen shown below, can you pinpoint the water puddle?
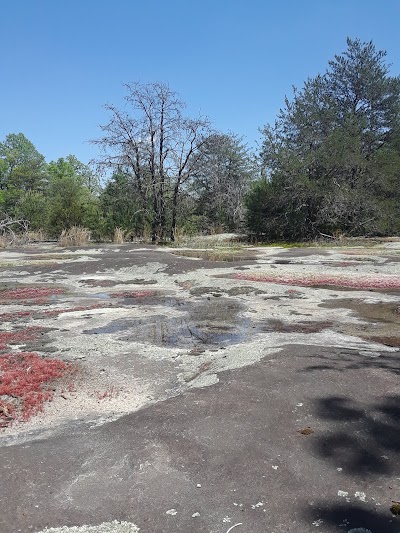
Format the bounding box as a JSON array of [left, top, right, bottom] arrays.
[[260, 319, 333, 334], [81, 295, 335, 348], [83, 297, 254, 348], [320, 298, 400, 347], [92, 292, 112, 299]]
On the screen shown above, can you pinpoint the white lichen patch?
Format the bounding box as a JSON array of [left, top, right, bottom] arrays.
[[251, 501, 264, 509], [354, 491, 367, 502], [37, 521, 140, 532], [312, 519, 323, 526]]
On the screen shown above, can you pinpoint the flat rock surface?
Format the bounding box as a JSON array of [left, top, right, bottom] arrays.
[[0, 241, 399, 533]]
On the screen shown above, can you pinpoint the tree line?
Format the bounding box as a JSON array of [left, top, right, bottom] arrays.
[[1, 38, 399, 243]]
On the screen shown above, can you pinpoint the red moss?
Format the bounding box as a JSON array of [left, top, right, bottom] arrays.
[[0, 287, 65, 300], [0, 352, 71, 426], [0, 311, 31, 322], [234, 272, 400, 290], [0, 326, 42, 351], [111, 290, 156, 298]]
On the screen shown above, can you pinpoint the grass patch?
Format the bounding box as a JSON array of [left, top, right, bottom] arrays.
[[58, 226, 91, 247], [113, 227, 125, 244]]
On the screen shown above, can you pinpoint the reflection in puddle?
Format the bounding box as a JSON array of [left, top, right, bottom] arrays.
[[83, 297, 253, 348], [84, 316, 249, 347]]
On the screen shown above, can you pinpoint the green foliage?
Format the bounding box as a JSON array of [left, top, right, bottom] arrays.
[[251, 38, 400, 240], [14, 191, 49, 230], [99, 173, 145, 238], [0, 133, 48, 193], [47, 158, 100, 237]]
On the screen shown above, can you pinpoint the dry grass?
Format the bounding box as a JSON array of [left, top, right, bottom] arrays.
[[26, 229, 47, 242], [58, 226, 91, 247], [113, 227, 125, 244]]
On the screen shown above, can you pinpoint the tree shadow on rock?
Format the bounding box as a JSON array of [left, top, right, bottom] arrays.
[[307, 503, 400, 532], [300, 349, 400, 376], [300, 394, 400, 531], [312, 395, 400, 477]]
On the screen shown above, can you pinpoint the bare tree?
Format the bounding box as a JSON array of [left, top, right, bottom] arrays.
[[92, 82, 211, 242], [191, 133, 255, 231], [0, 215, 29, 245]]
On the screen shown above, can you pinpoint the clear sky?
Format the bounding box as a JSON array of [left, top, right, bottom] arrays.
[[1, 0, 399, 165]]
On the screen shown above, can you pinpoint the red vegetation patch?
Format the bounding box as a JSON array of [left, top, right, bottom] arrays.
[[234, 272, 400, 290], [0, 287, 66, 306], [0, 304, 109, 323], [111, 290, 157, 298], [0, 352, 71, 426], [0, 287, 65, 300], [0, 326, 42, 351], [0, 311, 31, 322], [41, 303, 109, 318]]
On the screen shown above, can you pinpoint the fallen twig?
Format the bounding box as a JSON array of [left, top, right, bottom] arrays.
[[226, 524, 243, 533]]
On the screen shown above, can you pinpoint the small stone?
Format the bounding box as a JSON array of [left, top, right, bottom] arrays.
[[298, 427, 314, 435], [390, 502, 400, 516]]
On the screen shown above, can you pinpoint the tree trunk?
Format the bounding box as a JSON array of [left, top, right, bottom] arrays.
[[170, 184, 180, 242]]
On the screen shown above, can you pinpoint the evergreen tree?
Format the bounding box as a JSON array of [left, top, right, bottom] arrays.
[[250, 38, 400, 239]]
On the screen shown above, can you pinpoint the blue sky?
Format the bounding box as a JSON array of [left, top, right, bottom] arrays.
[[1, 0, 399, 165]]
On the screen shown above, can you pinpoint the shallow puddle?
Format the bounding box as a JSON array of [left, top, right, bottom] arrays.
[[83, 297, 253, 348], [320, 298, 400, 347], [261, 319, 333, 334]]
